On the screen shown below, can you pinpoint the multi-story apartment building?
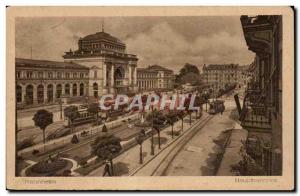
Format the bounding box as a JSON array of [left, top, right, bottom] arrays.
[[137, 65, 175, 91], [240, 15, 282, 175], [202, 64, 239, 91]]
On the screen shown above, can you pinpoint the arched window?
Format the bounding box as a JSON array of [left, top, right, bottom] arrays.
[[65, 84, 70, 96], [93, 83, 98, 98], [16, 85, 22, 103], [80, 83, 84, 96], [47, 84, 53, 102], [56, 84, 62, 98], [73, 83, 77, 96], [37, 84, 44, 104], [25, 85, 33, 105]]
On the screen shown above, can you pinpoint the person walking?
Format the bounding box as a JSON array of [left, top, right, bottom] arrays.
[[103, 160, 112, 176]]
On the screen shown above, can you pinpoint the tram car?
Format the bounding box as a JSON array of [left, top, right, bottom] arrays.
[[208, 100, 225, 115]]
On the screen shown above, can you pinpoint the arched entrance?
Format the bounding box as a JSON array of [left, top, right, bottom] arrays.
[[80, 83, 84, 96], [114, 66, 125, 93], [56, 84, 62, 98], [47, 84, 53, 102], [16, 85, 22, 103], [93, 83, 98, 98], [65, 84, 70, 96], [37, 84, 44, 104], [72, 83, 77, 97], [25, 85, 33, 105]]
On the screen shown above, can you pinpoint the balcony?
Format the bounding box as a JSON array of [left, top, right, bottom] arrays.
[[240, 15, 273, 55], [240, 86, 271, 132]]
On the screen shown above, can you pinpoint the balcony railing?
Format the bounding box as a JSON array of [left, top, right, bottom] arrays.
[[63, 49, 137, 60], [240, 90, 271, 131]]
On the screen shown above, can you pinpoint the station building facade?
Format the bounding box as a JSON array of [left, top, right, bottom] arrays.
[[16, 58, 89, 108], [63, 30, 138, 95], [16, 29, 139, 108]]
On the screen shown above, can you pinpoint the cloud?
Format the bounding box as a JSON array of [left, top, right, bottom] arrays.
[[15, 17, 255, 73], [125, 22, 254, 72]]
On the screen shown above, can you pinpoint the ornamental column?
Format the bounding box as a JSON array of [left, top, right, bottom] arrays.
[[110, 65, 114, 93], [21, 85, 26, 104], [128, 66, 132, 85], [43, 84, 47, 103], [103, 63, 107, 87], [133, 67, 137, 90], [33, 84, 37, 104], [111, 65, 114, 86]]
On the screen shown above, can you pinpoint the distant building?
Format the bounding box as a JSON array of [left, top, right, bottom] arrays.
[[137, 65, 175, 91], [202, 64, 240, 91], [16, 58, 89, 108], [63, 29, 138, 95]]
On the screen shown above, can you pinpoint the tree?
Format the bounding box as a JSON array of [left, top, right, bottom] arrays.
[[177, 111, 185, 133], [153, 117, 165, 149], [91, 133, 122, 176], [135, 132, 145, 164], [32, 109, 53, 152], [102, 124, 108, 132], [166, 112, 177, 139], [184, 96, 192, 125], [177, 63, 201, 85], [64, 105, 79, 133], [87, 102, 101, 125], [194, 95, 203, 119], [71, 134, 79, 144]]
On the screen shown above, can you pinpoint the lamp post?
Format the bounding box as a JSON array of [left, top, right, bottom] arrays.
[[150, 106, 155, 155], [58, 98, 63, 120]]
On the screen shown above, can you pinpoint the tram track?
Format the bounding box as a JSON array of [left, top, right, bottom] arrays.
[[130, 114, 214, 176]]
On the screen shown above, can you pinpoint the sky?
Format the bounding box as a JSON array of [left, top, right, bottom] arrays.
[[15, 16, 255, 73]]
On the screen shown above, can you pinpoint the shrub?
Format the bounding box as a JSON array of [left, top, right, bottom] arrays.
[[102, 124, 108, 132], [16, 155, 23, 161], [78, 159, 87, 167], [17, 138, 34, 151], [80, 131, 89, 137], [62, 169, 71, 176], [71, 135, 79, 144], [32, 149, 40, 155], [31, 159, 68, 173]]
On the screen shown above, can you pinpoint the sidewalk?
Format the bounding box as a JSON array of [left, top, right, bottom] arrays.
[[162, 97, 239, 176], [88, 112, 208, 176]]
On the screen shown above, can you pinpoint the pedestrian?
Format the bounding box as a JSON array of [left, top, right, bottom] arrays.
[[103, 160, 111, 176]]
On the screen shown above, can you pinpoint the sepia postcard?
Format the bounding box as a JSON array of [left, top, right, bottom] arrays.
[[6, 6, 294, 191]]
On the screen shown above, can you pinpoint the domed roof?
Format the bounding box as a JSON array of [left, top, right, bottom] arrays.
[[81, 31, 124, 45]]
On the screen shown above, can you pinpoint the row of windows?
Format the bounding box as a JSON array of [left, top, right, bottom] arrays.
[[16, 70, 88, 79], [137, 73, 157, 79], [16, 83, 86, 103], [85, 43, 124, 51]]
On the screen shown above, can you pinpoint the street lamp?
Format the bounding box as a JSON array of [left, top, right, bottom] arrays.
[[58, 98, 63, 120], [150, 106, 155, 156]]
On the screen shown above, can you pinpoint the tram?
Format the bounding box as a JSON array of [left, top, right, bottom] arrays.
[[208, 100, 225, 115]]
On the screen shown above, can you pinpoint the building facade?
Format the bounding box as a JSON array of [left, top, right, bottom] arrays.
[[240, 15, 282, 175], [137, 65, 174, 91], [63, 29, 138, 95], [202, 64, 240, 91], [16, 29, 139, 108], [16, 58, 89, 108]]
